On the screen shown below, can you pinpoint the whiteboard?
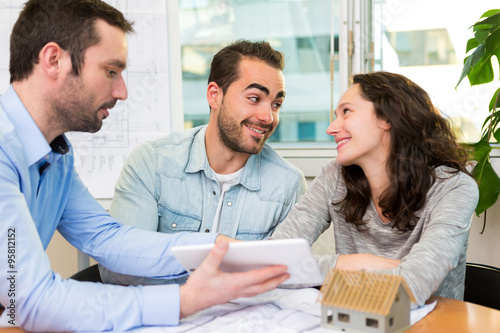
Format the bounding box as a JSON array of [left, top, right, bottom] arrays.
[[0, 0, 180, 198]]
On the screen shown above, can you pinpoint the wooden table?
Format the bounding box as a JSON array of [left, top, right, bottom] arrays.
[[409, 296, 500, 332], [1, 296, 499, 332]]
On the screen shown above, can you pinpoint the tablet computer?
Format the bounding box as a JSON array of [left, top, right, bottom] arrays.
[[171, 238, 324, 288]]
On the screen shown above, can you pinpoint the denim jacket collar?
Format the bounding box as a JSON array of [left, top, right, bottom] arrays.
[[185, 125, 261, 192]]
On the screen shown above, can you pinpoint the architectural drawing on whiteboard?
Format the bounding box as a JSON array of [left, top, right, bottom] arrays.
[[68, 1, 173, 198]]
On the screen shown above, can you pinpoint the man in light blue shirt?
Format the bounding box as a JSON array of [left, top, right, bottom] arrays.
[[0, 1, 289, 331], [100, 41, 307, 286]]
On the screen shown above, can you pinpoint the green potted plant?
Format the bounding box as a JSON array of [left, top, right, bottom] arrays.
[[456, 9, 500, 216]]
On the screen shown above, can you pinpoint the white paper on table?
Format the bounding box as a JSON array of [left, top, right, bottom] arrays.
[[410, 301, 437, 325], [127, 289, 438, 333], [233, 287, 322, 316]]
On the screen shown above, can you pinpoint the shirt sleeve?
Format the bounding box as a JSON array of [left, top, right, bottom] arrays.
[[57, 169, 217, 279], [271, 161, 340, 275], [275, 169, 308, 227], [382, 173, 479, 305], [0, 149, 216, 331], [98, 142, 175, 284]]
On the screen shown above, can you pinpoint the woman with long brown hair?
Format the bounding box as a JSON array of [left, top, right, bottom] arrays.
[[272, 71, 479, 306]]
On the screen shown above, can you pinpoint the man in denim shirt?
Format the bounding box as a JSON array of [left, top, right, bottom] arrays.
[[100, 40, 307, 285]]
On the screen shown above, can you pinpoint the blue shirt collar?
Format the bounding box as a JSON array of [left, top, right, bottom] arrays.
[[186, 125, 261, 191], [0, 85, 69, 167]]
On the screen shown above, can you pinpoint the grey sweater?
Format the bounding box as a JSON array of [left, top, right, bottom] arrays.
[[271, 160, 479, 305]]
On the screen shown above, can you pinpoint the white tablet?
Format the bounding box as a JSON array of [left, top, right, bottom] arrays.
[[171, 238, 324, 288]]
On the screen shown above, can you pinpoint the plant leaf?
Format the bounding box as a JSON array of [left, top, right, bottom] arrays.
[[494, 43, 500, 77], [458, 12, 500, 88], [466, 38, 480, 53], [474, 26, 492, 44], [484, 28, 500, 60], [489, 88, 500, 112], [468, 140, 500, 215], [456, 55, 472, 87], [469, 139, 492, 162], [476, 11, 500, 31], [458, 10, 500, 215], [457, 44, 486, 87], [473, 159, 500, 215], [493, 127, 500, 143], [468, 53, 494, 85], [480, 9, 500, 18]]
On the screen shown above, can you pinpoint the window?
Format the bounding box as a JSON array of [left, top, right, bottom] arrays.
[[298, 122, 317, 142], [385, 29, 458, 66], [338, 312, 350, 323], [374, 0, 500, 143], [179, 0, 499, 147], [179, 0, 338, 144], [326, 310, 334, 324], [366, 318, 379, 328]]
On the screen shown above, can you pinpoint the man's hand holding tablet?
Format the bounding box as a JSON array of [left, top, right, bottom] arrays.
[[179, 238, 290, 318]]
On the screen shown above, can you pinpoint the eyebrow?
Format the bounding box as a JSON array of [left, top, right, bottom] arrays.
[[245, 83, 286, 99], [107, 60, 127, 69], [334, 102, 350, 117]]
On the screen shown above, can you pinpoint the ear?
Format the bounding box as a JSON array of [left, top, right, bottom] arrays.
[[376, 116, 391, 131], [38, 42, 68, 80], [381, 119, 391, 131], [207, 81, 223, 112]]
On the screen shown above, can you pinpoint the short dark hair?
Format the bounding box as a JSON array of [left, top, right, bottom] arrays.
[[9, 0, 134, 83], [208, 40, 285, 94]]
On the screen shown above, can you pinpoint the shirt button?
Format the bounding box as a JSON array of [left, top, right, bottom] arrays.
[[205, 229, 210, 233], [227, 201, 232, 207], [45, 154, 50, 160], [171, 223, 177, 228], [213, 191, 216, 195]]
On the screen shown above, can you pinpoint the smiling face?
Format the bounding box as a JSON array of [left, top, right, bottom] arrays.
[[327, 84, 391, 169], [52, 19, 128, 133], [211, 58, 285, 155]]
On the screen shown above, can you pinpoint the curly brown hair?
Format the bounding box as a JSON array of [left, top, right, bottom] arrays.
[[336, 71, 472, 232]]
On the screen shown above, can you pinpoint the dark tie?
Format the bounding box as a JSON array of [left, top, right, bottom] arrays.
[[39, 161, 50, 174]]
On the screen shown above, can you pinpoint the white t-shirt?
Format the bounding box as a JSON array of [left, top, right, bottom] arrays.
[[211, 168, 243, 233]]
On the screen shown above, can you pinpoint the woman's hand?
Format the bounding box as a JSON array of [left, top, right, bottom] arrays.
[[336, 253, 400, 271]]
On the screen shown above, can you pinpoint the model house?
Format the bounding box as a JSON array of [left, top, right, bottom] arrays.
[[319, 269, 415, 333]]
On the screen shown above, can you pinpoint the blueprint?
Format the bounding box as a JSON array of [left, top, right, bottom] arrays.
[[124, 288, 436, 333]]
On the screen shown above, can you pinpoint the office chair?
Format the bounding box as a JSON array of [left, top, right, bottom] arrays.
[[69, 264, 103, 283], [464, 262, 500, 310]]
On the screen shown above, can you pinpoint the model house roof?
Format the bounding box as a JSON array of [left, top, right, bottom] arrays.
[[319, 269, 416, 316]]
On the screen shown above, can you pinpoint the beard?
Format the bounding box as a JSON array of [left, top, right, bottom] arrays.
[[51, 73, 116, 134], [216, 100, 275, 155]]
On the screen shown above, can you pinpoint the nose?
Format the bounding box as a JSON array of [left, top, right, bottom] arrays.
[[256, 105, 274, 125], [112, 76, 128, 101], [326, 116, 341, 137]]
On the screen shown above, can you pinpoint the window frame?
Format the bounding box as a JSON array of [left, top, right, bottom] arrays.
[[172, 0, 372, 171]]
